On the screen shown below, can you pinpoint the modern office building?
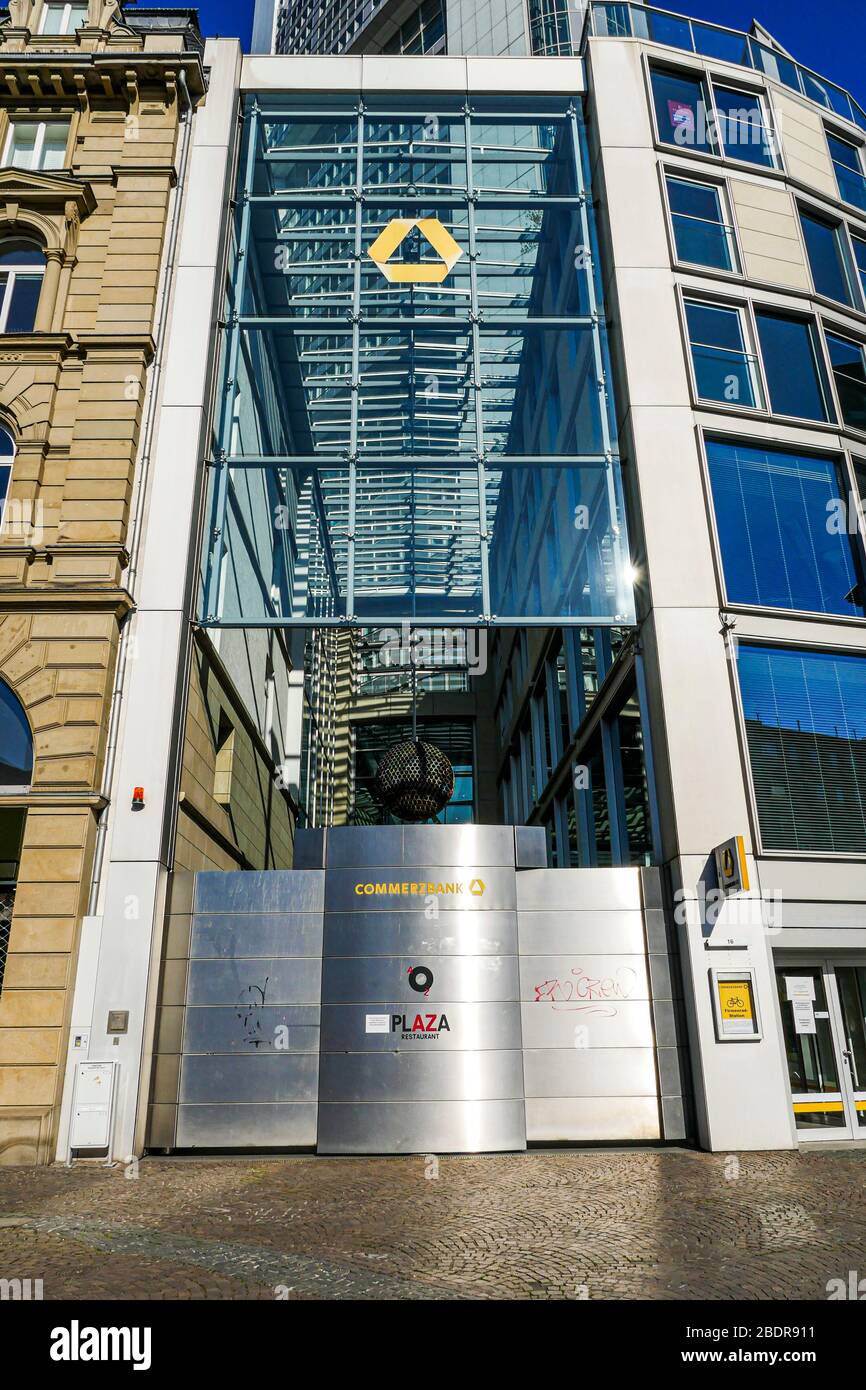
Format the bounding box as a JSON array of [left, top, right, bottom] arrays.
[[251, 0, 587, 58], [5, 3, 866, 1162]]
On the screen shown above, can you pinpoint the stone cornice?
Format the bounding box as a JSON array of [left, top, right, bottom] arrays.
[[0, 332, 156, 363], [0, 790, 109, 810], [0, 585, 134, 619], [0, 50, 206, 102]]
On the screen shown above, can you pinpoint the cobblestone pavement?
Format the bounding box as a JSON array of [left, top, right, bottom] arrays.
[[0, 1147, 865, 1300]]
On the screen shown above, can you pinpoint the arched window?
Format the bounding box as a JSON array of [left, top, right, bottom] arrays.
[[0, 239, 45, 333], [0, 677, 32, 789]]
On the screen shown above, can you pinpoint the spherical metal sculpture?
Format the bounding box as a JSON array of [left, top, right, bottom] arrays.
[[373, 740, 455, 823]]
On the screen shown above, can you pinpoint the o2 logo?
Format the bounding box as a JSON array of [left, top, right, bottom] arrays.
[[407, 965, 434, 996]]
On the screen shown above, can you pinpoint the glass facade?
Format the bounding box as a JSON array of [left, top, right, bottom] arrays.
[[202, 94, 634, 629], [496, 628, 654, 866]]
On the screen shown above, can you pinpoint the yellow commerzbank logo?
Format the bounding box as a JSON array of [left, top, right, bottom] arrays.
[[354, 878, 486, 897], [367, 217, 464, 284]]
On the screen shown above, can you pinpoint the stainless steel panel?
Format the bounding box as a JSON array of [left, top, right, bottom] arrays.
[[525, 1095, 661, 1139], [177, 1103, 317, 1148], [402, 824, 516, 868], [525, 1097, 660, 1143], [661, 1095, 687, 1140], [188, 958, 322, 1006], [326, 825, 404, 868], [317, 1099, 526, 1154], [516, 868, 642, 912], [520, 999, 655, 1049], [319, 1050, 524, 1102], [180, 1053, 319, 1103], [648, 953, 676, 1000], [325, 866, 516, 913], [652, 999, 681, 1047], [517, 911, 647, 955], [183, 1005, 320, 1053], [515, 826, 548, 869], [190, 913, 323, 959], [194, 870, 325, 914], [522, 1047, 658, 1098], [321, 955, 518, 1004], [657, 1046, 687, 1098], [518, 954, 650, 1004], [643, 908, 672, 954], [293, 828, 326, 869], [324, 911, 517, 957], [320, 1002, 522, 1052]]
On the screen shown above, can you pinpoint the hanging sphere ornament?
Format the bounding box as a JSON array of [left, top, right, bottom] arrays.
[[372, 740, 455, 822]]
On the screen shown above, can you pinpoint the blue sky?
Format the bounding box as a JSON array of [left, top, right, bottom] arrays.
[[657, 0, 866, 108], [192, 0, 865, 108], [195, 0, 255, 49]]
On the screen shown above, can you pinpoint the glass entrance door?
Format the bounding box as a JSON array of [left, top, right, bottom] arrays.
[[775, 961, 866, 1139], [834, 966, 866, 1132]]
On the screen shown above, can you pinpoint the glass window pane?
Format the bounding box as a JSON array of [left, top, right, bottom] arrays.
[[474, 202, 591, 319], [358, 328, 476, 455], [363, 106, 466, 193], [800, 209, 854, 305], [231, 328, 353, 459], [751, 43, 801, 93], [853, 235, 866, 306], [0, 240, 45, 267], [618, 692, 653, 865], [706, 438, 864, 616], [479, 326, 609, 455], [0, 680, 33, 785], [755, 311, 830, 422], [469, 111, 578, 197], [487, 463, 634, 621], [41, 3, 66, 34], [258, 116, 358, 195], [5, 275, 42, 332], [714, 86, 776, 167], [645, 11, 693, 51], [826, 332, 866, 432], [6, 124, 37, 169], [686, 301, 757, 406], [738, 644, 866, 853], [249, 203, 355, 320], [651, 69, 713, 152], [803, 72, 834, 109], [39, 123, 69, 170], [692, 23, 751, 65], [667, 176, 734, 270], [828, 133, 866, 213], [353, 467, 483, 621]]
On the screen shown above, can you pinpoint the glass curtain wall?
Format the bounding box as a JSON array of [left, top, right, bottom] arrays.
[[201, 92, 634, 631]]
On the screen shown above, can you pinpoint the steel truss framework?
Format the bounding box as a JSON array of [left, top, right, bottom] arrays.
[[201, 91, 636, 629]]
